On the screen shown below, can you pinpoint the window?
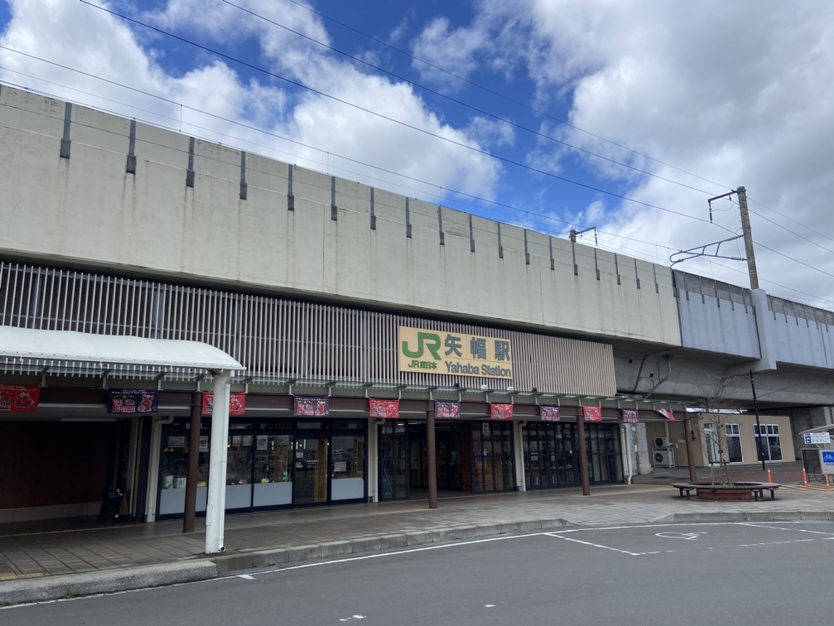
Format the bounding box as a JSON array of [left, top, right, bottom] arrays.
[[754, 424, 783, 461], [725, 423, 742, 463]]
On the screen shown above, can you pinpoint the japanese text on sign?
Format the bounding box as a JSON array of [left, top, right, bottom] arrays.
[[398, 326, 512, 380]]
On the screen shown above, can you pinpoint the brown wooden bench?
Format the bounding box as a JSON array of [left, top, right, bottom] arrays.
[[670, 482, 780, 501]]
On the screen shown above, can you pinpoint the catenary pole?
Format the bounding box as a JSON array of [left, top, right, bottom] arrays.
[[736, 186, 760, 290]]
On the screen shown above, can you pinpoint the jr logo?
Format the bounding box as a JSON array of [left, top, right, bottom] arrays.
[[401, 332, 442, 360]]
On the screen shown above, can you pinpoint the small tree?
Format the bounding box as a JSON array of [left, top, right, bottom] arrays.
[[695, 374, 744, 486]]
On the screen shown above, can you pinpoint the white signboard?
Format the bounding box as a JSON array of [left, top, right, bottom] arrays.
[[804, 432, 832, 445]]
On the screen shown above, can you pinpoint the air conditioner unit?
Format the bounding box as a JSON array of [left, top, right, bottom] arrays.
[[653, 448, 674, 468], [655, 437, 671, 448]]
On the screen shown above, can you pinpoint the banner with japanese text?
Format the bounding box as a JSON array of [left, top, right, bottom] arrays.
[[582, 406, 603, 422], [202, 392, 246, 416], [434, 401, 460, 418], [294, 397, 330, 416], [490, 403, 514, 420], [621, 409, 639, 423], [539, 406, 560, 421], [369, 399, 400, 418], [107, 390, 158, 414], [0, 384, 40, 413]]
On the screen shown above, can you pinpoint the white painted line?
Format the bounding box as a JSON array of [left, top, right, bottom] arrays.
[[236, 574, 254, 580], [739, 539, 818, 547], [738, 522, 834, 536], [545, 533, 643, 556]]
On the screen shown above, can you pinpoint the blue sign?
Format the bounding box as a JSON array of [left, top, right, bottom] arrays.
[[822, 451, 834, 464]]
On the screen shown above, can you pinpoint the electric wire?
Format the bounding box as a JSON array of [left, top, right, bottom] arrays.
[[2, 4, 832, 305], [77, 0, 722, 228]]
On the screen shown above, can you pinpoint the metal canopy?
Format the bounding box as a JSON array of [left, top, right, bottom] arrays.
[[0, 326, 244, 371], [0, 326, 242, 555]]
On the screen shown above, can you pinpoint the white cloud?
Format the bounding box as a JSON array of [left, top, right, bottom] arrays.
[[456, 0, 834, 306], [0, 0, 503, 205], [410, 16, 486, 89]]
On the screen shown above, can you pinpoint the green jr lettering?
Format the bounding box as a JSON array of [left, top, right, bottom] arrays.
[[402, 332, 442, 360]]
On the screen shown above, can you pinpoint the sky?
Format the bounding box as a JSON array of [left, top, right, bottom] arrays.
[[1, 0, 833, 309]]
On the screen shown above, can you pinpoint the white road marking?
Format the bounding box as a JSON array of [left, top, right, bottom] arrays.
[[655, 532, 707, 540], [739, 538, 818, 547], [545, 533, 643, 556], [484, 604, 496, 608], [338, 615, 366, 621], [236, 574, 255, 580]]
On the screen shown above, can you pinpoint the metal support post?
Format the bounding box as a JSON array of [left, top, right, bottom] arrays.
[[750, 370, 766, 471], [206, 370, 232, 554], [183, 391, 202, 534], [427, 400, 438, 509], [577, 413, 591, 496]]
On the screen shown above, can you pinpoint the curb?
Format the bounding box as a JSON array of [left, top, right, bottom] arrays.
[[0, 560, 217, 607], [213, 518, 572, 574], [662, 510, 834, 524]]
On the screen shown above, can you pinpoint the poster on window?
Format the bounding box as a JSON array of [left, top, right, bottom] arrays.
[[369, 399, 400, 418], [490, 403, 514, 420], [621, 409, 639, 423], [107, 390, 158, 414], [435, 401, 460, 419], [539, 406, 560, 421], [294, 397, 330, 416], [582, 406, 603, 422], [202, 392, 247, 416], [0, 384, 41, 413]]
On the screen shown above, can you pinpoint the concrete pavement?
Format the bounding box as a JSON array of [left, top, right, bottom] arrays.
[[2, 463, 833, 607]]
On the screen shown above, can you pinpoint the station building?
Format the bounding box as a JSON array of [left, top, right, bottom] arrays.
[[0, 84, 795, 524]]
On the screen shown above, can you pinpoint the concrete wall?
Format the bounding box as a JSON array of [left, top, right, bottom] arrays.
[[677, 289, 760, 359], [0, 85, 680, 347]]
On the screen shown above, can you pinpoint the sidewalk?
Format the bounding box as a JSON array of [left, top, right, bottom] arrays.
[[2, 463, 832, 606]]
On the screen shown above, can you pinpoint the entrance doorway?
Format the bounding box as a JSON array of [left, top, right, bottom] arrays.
[[377, 421, 516, 500], [293, 437, 329, 505], [378, 421, 408, 500]]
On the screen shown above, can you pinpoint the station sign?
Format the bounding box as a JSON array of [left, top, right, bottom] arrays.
[[398, 326, 512, 380]]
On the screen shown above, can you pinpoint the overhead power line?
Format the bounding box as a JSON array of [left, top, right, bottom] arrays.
[[77, 0, 721, 228]]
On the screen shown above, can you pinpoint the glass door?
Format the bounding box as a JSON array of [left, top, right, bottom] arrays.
[[378, 421, 408, 500], [293, 437, 329, 504]]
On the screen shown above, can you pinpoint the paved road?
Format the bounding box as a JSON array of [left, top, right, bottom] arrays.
[[4, 521, 832, 625]]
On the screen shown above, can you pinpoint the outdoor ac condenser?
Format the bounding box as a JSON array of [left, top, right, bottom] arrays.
[[653, 448, 674, 468], [655, 437, 671, 448]]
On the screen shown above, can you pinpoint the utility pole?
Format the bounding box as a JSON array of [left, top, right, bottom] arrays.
[[706, 186, 759, 290], [736, 186, 759, 290]]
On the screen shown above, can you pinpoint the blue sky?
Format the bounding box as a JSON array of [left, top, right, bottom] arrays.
[[2, 1, 834, 308]]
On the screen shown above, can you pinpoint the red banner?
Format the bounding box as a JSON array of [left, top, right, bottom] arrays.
[[656, 409, 676, 421], [369, 399, 400, 418], [539, 406, 560, 421], [490, 403, 514, 420], [0, 384, 41, 413], [621, 409, 639, 423], [202, 392, 246, 416], [294, 397, 330, 416], [434, 401, 460, 419], [582, 406, 603, 422]]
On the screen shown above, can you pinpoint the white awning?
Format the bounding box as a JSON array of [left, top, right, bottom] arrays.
[[0, 326, 244, 372]]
